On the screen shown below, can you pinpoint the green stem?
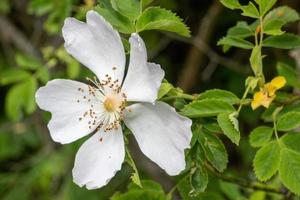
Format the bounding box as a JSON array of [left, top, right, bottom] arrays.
[[272, 106, 284, 145], [254, 30, 258, 46], [273, 120, 280, 141], [180, 93, 197, 100], [205, 163, 285, 195], [167, 172, 190, 196], [237, 84, 251, 115], [277, 95, 300, 106], [161, 93, 197, 101], [259, 16, 264, 47]]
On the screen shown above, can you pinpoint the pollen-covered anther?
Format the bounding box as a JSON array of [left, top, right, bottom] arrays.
[[78, 75, 127, 133]]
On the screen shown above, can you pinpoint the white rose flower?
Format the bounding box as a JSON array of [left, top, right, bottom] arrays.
[[35, 10, 192, 189]]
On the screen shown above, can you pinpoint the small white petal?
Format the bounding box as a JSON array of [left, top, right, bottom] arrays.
[[35, 79, 100, 144], [122, 33, 164, 103], [72, 128, 125, 189], [62, 10, 125, 81], [124, 102, 192, 175]]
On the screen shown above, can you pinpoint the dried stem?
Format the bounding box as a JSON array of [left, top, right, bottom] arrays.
[[178, 1, 222, 91]]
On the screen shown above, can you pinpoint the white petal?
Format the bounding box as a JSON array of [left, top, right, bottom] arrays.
[[124, 102, 192, 175], [72, 128, 125, 189], [62, 10, 125, 81], [122, 33, 164, 103], [35, 79, 101, 144]]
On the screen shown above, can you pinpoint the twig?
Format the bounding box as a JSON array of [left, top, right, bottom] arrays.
[[0, 14, 41, 58], [177, 1, 223, 91], [201, 60, 218, 82], [167, 33, 250, 77], [205, 163, 288, 196]]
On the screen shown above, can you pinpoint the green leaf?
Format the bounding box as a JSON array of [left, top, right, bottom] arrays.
[[197, 89, 240, 105], [245, 76, 260, 90], [250, 46, 263, 76], [66, 60, 80, 79], [56, 47, 81, 79], [217, 36, 254, 50], [0, 0, 10, 13], [189, 165, 208, 195], [111, 180, 170, 200], [122, 38, 130, 53], [42, 0, 72, 33], [263, 19, 285, 35], [276, 62, 300, 88], [219, 181, 247, 200], [277, 133, 300, 195], [227, 21, 254, 38], [220, 0, 241, 10], [263, 6, 300, 36], [279, 148, 300, 195], [141, 0, 153, 8], [181, 99, 235, 118], [16, 53, 42, 70], [253, 141, 281, 181], [136, 7, 191, 37], [277, 112, 300, 131], [125, 149, 142, 188], [173, 98, 187, 110], [191, 128, 206, 158], [178, 177, 224, 200], [280, 133, 300, 154], [203, 121, 222, 133], [217, 113, 240, 145], [23, 77, 38, 114], [27, 0, 53, 16], [249, 126, 273, 148], [36, 67, 50, 84], [263, 33, 300, 49], [198, 130, 228, 172], [111, 0, 141, 20], [255, 0, 277, 16], [5, 77, 37, 121], [0, 69, 31, 85], [241, 2, 260, 18], [265, 6, 300, 24], [158, 82, 173, 99], [96, 0, 135, 34], [194, 142, 206, 163], [249, 191, 266, 200], [130, 172, 142, 188]]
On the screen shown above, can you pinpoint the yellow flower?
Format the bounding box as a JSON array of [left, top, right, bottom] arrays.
[[251, 91, 274, 110], [251, 76, 286, 110], [270, 76, 286, 89]]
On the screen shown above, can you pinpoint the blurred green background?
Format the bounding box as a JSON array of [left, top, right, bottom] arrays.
[[0, 0, 299, 199]]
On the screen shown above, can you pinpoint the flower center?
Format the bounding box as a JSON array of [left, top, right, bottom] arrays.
[[103, 94, 122, 112], [76, 68, 128, 133], [104, 97, 115, 112]]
